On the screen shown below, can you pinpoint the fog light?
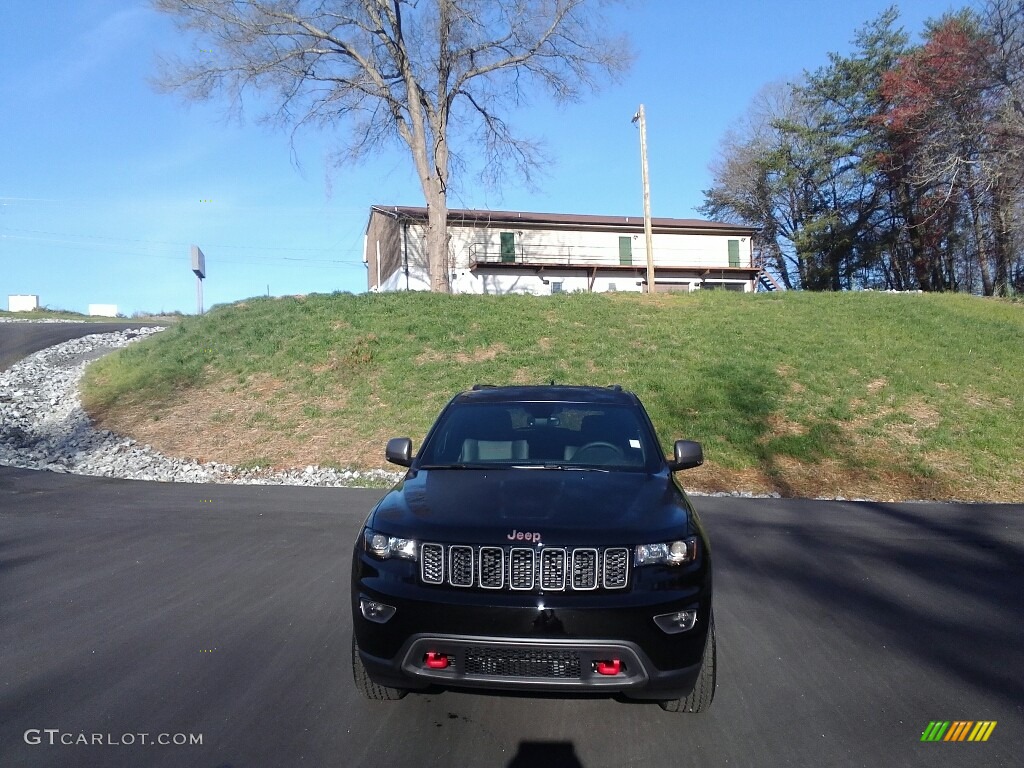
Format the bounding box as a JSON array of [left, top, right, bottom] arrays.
[[359, 597, 396, 624], [654, 609, 698, 634]]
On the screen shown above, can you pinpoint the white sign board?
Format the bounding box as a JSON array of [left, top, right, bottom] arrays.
[[191, 245, 206, 278], [88, 304, 118, 317], [8, 294, 40, 312]]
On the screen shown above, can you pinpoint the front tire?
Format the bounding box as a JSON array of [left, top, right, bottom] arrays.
[[659, 614, 716, 713], [352, 636, 407, 700]]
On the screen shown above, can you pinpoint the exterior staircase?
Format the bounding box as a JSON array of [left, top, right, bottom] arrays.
[[754, 252, 784, 292]]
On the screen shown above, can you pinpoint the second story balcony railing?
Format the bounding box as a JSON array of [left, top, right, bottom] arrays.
[[467, 241, 755, 270]]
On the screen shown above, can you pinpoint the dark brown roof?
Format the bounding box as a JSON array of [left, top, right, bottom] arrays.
[[369, 205, 758, 234]]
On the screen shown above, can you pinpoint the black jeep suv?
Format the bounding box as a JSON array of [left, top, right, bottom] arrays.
[[350, 385, 715, 712]]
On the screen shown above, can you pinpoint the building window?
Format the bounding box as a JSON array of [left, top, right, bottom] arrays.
[[607, 283, 617, 292], [728, 239, 740, 268], [500, 232, 516, 263], [618, 236, 632, 265], [550, 281, 563, 294]]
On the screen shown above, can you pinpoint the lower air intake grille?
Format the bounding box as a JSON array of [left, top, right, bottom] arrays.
[[464, 647, 581, 679]]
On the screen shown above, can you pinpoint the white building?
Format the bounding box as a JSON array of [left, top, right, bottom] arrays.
[[364, 206, 763, 294], [8, 295, 40, 312]]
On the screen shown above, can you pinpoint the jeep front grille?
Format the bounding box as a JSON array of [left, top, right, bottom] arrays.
[[419, 544, 630, 592]]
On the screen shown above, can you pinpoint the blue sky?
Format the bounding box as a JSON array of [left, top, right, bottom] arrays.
[[1, 0, 956, 315]]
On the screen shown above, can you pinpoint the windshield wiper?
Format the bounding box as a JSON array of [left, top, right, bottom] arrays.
[[512, 462, 611, 472], [419, 463, 496, 470]]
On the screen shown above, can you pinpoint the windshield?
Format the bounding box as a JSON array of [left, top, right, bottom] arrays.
[[417, 402, 662, 472]]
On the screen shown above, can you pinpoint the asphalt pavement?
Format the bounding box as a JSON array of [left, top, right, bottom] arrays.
[[1, 319, 1021, 768], [1, 466, 1021, 768], [0, 321, 162, 371]]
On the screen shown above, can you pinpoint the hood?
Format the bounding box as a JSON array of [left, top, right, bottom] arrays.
[[369, 468, 691, 547]]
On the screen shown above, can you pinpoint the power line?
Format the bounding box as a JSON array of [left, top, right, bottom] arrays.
[[0, 226, 359, 255], [0, 233, 366, 267]]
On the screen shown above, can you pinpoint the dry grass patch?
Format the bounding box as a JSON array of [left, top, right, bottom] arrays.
[[761, 413, 808, 441], [87, 373, 366, 469], [961, 387, 1014, 410], [415, 343, 508, 365]]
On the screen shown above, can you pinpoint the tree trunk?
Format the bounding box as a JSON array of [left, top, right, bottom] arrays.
[[991, 184, 1013, 297], [424, 190, 451, 293], [965, 180, 994, 295]]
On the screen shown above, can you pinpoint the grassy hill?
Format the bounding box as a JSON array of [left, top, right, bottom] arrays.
[[80, 290, 1024, 501]]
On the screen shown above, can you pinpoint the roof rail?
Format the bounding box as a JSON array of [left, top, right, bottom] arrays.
[[608, 384, 623, 392], [471, 383, 495, 390]]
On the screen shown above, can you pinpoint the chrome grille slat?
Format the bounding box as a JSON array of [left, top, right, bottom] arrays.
[[541, 548, 567, 590], [603, 547, 629, 589], [572, 548, 599, 590], [421, 543, 444, 584], [421, 544, 628, 591], [509, 548, 535, 590], [479, 547, 504, 589], [449, 545, 474, 587]]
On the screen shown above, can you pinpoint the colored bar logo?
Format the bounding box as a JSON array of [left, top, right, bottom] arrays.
[[921, 721, 996, 742]]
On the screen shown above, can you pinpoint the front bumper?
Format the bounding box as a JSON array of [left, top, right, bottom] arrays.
[[352, 559, 711, 700], [355, 632, 704, 700]]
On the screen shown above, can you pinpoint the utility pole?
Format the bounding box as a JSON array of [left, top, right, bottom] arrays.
[[632, 104, 655, 294]]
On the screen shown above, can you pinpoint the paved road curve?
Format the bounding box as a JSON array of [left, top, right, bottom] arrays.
[[0, 321, 163, 371], [1, 465, 1021, 768]]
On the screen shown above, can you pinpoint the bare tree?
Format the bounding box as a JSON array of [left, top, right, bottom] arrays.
[[153, 0, 632, 292]]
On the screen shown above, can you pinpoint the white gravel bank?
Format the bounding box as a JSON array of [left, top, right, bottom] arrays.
[[0, 324, 402, 487]]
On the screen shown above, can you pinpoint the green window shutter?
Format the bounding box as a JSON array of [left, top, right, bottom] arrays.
[[500, 232, 515, 263], [728, 239, 740, 268], [619, 236, 632, 265]]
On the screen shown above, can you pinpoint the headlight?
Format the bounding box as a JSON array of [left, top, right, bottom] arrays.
[[635, 537, 697, 566], [363, 528, 418, 561]]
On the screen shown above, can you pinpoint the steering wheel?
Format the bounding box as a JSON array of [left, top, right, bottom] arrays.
[[571, 442, 624, 463]]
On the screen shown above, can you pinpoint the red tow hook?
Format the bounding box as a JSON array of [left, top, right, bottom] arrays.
[[594, 659, 622, 676], [424, 652, 450, 669]]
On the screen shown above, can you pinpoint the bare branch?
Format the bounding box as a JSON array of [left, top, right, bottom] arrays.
[[152, 0, 633, 292]]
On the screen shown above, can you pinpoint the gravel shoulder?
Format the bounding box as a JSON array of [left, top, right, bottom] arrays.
[[0, 323, 402, 487]]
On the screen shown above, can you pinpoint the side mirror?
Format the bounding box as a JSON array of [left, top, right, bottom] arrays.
[[385, 437, 413, 467], [667, 439, 703, 471]]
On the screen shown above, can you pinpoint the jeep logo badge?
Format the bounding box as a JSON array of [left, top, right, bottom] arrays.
[[507, 529, 542, 544]]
